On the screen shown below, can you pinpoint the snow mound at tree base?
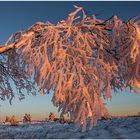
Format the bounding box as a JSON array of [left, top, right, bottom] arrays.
[[0, 117, 140, 139]]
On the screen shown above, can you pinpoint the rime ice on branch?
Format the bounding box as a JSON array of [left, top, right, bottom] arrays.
[[0, 5, 140, 131]]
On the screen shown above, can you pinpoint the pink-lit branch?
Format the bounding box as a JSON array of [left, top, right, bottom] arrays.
[[0, 6, 140, 131]]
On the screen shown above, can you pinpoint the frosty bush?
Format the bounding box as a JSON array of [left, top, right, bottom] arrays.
[[59, 114, 67, 124], [23, 114, 32, 123], [0, 6, 140, 131], [5, 116, 19, 125], [49, 112, 56, 121]]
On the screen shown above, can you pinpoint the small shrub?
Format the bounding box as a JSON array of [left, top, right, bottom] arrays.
[[49, 112, 56, 121], [23, 114, 32, 123]]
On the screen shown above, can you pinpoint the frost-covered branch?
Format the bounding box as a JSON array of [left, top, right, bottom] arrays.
[[0, 6, 140, 131]]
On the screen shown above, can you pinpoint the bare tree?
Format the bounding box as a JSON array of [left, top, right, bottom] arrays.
[[0, 6, 140, 131]]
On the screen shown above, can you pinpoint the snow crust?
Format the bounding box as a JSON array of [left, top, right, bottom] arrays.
[[0, 117, 140, 139]]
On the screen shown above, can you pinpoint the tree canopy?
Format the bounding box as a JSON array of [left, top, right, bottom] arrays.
[[0, 6, 140, 131]]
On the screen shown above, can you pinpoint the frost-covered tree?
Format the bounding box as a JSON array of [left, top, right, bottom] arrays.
[[5, 115, 19, 125], [49, 112, 56, 121], [0, 6, 140, 131], [23, 114, 32, 123]]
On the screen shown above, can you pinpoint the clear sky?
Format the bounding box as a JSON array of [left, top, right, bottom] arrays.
[[0, 1, 140, 121]]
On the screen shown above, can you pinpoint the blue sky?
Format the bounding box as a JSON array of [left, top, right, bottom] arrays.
[[0, 1, 140, 121]]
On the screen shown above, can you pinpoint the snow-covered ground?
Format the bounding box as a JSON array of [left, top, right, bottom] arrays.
[[0, 117, 140, 139]]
